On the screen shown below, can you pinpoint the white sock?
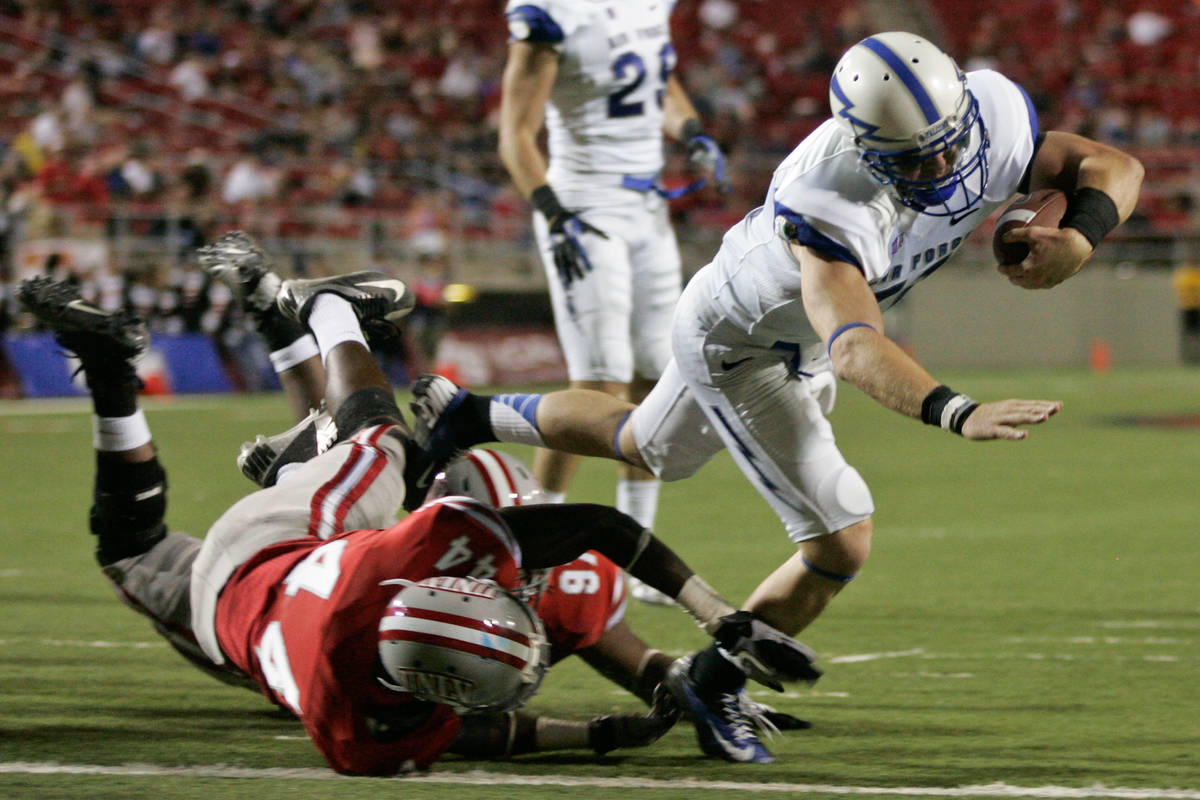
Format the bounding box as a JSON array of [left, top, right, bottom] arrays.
[[307, 295, 366, 363], [93, 410, 152, 452], [542, 490, 567, 504], [488, 394, 547, 447], [617, 478, 659, 529]]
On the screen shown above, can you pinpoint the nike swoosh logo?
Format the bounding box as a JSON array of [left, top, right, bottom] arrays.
[[358, 279, 408, 296], [66, 300, 107, 315], [718, 738, 760, 761], [678, 682, 762, 762], [720, 356, 754, 370], [948, 209, 979, 226]]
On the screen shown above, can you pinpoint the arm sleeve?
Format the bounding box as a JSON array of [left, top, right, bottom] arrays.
[[498, 503, 692, 595]]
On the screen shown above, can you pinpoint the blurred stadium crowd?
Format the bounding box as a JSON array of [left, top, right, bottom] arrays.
[[0, 0, 1196, 339]]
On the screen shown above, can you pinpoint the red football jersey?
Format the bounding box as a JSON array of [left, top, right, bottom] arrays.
[[536, 551, 627, 664], [214, 497, 523, 775]]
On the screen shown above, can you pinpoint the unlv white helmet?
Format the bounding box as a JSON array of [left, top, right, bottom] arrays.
[[427, 450, 551, 600], [429, 449, 546, 508], [377, 576, 549, 713], [829, 32, 990, 216]]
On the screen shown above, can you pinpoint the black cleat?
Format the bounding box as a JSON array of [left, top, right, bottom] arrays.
[[196, 230, 282, 313], [276, 271, 415, 329], [237, 406, 337, 488], [18, 277, 148, 372]]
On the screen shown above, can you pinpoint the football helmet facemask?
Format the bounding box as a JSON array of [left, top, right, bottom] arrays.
[[377, 576, 549, 713], [829, 31, 990, 216]]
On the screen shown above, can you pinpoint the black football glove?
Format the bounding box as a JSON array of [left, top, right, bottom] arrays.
[[548, 212, 608, 290], [713, 610, 822, 691], [588, 683, 681, 755], [761, 707, 813, 731]]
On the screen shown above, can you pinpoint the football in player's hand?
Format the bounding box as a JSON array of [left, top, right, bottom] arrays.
[[992, 189, 1069, 265]]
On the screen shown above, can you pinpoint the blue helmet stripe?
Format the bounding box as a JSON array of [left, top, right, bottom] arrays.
[[831, 73, 880, 141], [860, 37, 940, 124]]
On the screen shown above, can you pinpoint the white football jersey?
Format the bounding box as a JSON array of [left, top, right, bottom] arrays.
[[506, 0, 677, 177], [692, 70, 1038, 369]]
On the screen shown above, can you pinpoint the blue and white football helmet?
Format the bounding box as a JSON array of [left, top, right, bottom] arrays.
[[829, 32, 990, 216]]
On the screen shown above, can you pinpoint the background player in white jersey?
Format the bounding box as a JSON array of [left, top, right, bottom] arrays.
[[412, 32, 1144, 763], [498, 0, 727, 603]]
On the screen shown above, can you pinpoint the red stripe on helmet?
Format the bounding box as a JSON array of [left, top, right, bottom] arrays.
[[464, 450, 502, 507], [386, 605, 532, 647], [378, 629, 529, 670], [483, 449, 522, 506]]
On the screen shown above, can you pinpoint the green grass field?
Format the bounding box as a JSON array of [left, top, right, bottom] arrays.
[[2, 368, 1198, 799]]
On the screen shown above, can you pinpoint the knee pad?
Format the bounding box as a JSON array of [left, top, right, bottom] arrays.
[[815, 464, 874, 526], [90, 458, 168, 565], [333, 386, 403, 441]]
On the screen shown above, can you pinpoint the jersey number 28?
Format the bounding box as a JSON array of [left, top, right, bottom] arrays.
[[607, 44, 674, 119]]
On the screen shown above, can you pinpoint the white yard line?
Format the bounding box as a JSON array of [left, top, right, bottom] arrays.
[[0, 763, 1196, 798], [828, 649, 926, 664]]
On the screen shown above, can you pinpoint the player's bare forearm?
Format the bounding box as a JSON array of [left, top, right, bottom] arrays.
[[832, 330, 1061, 438], [797, 244, 937, 417], [796, 244, 1062, 436], [1030, 132, 1144, 222], [662, 75, 701, 140], [498, 41, 558, 198], [831, 328, 938, 417]]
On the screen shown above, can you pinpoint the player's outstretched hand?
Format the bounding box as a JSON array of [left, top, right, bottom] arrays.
[[960, 399, 1063, 441], [588, 684, 681, 754], [548, 212, 608, 289], [713, 611, 822, 691], [997, 227, 1092, 289]]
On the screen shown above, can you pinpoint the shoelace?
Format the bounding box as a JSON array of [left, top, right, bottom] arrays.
[[733, 692, 780, 739], [717, 692, 766, 745]]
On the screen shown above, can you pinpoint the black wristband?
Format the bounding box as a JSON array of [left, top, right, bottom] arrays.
[[529, 184, 568, 223], [921, 385, 979, 434], [1060, 186, 1120, 248], [680, 118, 704, 144]]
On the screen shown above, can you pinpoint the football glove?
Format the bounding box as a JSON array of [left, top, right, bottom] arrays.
[[588, 683, 681, 755], [713, 610, 823, 691], [685, 132, 730, 194], [743, 697, 813, 732], [548, 211, 608, 290]]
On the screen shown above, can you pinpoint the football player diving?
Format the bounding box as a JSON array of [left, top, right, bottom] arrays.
[[398, 31, 1145, 764]]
